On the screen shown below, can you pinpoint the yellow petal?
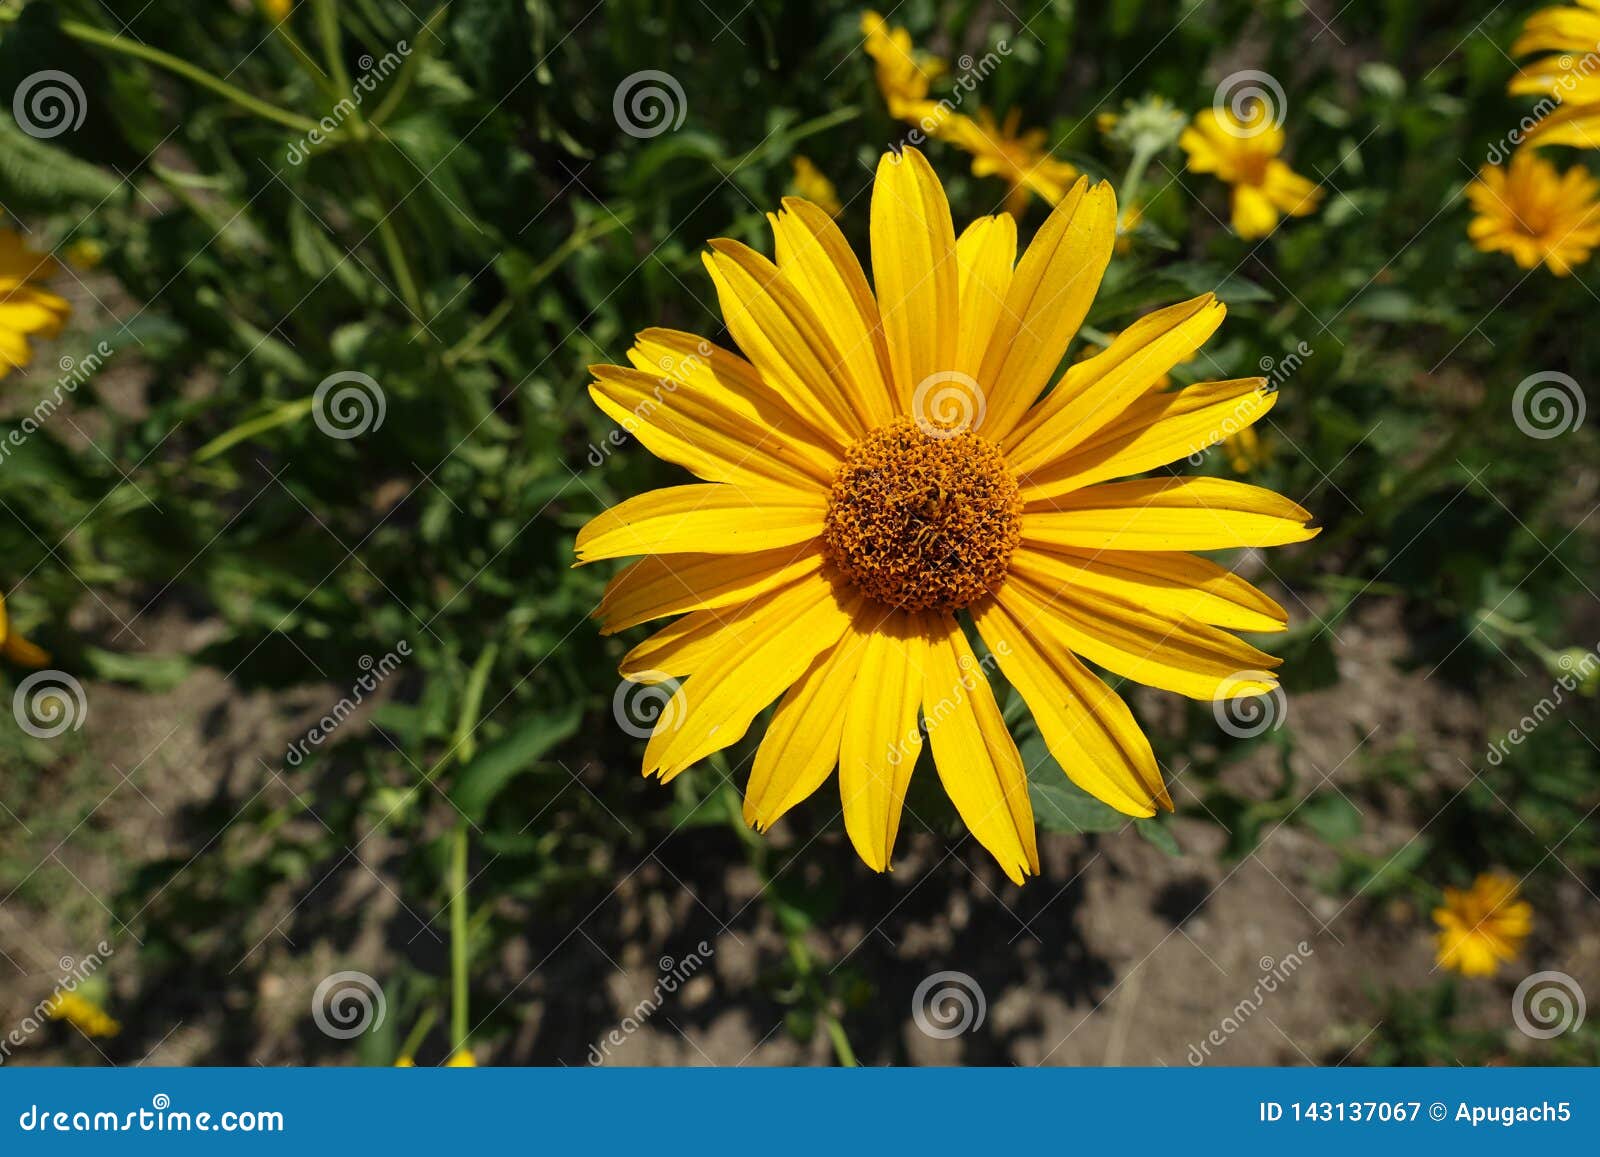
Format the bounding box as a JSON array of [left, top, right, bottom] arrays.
[[619, 610, 728, 682], [589, 365, 832, 490], [575, 484, 825, 563], [1009, 545, 1287, 634], [972, 593, 1167, 816], [976, 179, 1117, 440], [1231, 185, 1279, 239], [953, 213, 1016, 379], [770, 198, 897, 426], [870, 147, 959, 411], [642, 572, 855, 779], [744, 627, 869, 830], [1018, 376, 1275, 501], [1023, 477, 1319, 551], [703, 240, 866, 447], [597, 547, 821, 634], [923, 618, 1038, 883], [1005, 294, 1226, 469], [1002, 571, 1280, 700], [838, 617, 925, 871]]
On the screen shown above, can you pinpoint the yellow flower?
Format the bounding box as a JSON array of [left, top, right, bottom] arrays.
[[1179, 107, 1323, 239], [578, 148, 1313, 881], [1223, 425, 1270, 474], [939, 108, 1081, 216], [394, 1055, 416, 1067], [1076, 326, 1189, 390], [0, 591, 51, 667], [1114, 202, 1143, 254], [790, 156, 842, 218], [261, 0, 293, 20], [45, 990, 121, 1038], [1433, 872, 1532, 977], [65, 238, 105, 270], [0, 230, 70, 379], [861, 10, 945, 123], [1509, 0, 1600, 148], [1466, 151, 1600, 276], [445, 1048, 476, 1067]]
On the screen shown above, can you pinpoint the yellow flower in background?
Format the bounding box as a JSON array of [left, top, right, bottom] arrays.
[[64, 238, 105, 270], [1433, 872, 1532, 977], [1114, 202, 1144, 253], [1509, 0, 1600, 149], [445, 1048, 476, 1067], [261, 0, 293, 20], [861, 10, 945, 122], [790, 156, 842, 217], [1222, 425, 1271, 474], [0, 230, 71, 379], [394, 1055, 416, 1067], [940, 108, 1080, 215], [45, 990, 121, 1038], [578, 148, 1314, 881], [1466, 151, 1600, 275], [0, 591, 51, 667], [1179, 107, 1323, 239]]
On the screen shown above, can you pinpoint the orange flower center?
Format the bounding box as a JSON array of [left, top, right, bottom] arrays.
[[822, 419, 1021, 613]]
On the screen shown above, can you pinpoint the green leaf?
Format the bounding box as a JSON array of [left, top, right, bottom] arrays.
[[449, 702, 583, 821], [0, 120, 122, 207], [1021, 727, 1130, 835]]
